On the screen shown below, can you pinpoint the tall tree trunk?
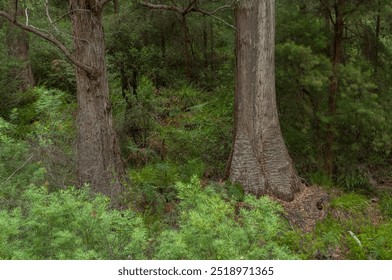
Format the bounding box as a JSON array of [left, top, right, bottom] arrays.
[[4, 0, 34, 91], [325, 0, 345, 177], [228, 0, 300, 201], [210, 18, 215, 87], [181, 14, 193, 79], [374, 0, 381, 74], [70, 0, 124, 202]]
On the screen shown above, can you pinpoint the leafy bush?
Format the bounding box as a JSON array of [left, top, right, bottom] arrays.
[[161, 85, 233, 177], [0, 186, 148, 260], [380, 193, 392, 219], [359, 222, 392, 259], [129, 160, 205, 216], [0, 117, 46, 209], [154, 177, 297, 260], [337, 172, 370, 192]]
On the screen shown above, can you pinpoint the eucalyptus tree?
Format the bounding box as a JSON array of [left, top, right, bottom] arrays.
[[227, 0, 301, 201], [0, 0, 124, 203]]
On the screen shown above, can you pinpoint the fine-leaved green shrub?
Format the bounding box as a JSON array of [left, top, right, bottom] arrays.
[[0, 186, 147, 260], [0, 117, 46, 209], [154, 177, 297, 260]]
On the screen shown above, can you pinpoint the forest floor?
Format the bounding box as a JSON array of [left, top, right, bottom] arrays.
[[275, 184, 330, 233], [274, 182, 388, 259]]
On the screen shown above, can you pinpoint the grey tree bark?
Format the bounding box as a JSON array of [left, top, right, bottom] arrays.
[[70, 0, 124, 202], [228, 0, 301, 201]]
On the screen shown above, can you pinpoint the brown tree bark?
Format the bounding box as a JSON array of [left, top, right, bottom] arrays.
[[69, 0, 124, 201], [228, 0, 301, 201], [180, 14, 193, 79], [4, 0, 34, 91]]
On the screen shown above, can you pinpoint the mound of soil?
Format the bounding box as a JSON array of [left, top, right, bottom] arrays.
[[273, 184, 330, 232]]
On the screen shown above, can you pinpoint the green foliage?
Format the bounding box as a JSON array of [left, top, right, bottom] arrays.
[[0, 186, 148, 260], [122, 77, 161, 149], [30, 39, 76, 93], [329, 193, 369, 218], [379, 193, 392, 219], [26, 87, 75, 187], [161, 85, 233, 177], [129, 159, 205, 215], [308, 171, 334, 187], [154, 177, 297, 260], [0, 117, 46, 208], [288, 192, 392, 260], [357, 222, 392, 259], [337, 172, 370, 192]]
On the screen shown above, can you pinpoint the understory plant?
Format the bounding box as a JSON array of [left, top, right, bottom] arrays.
[[0, 186, 147, 260], [154, 176, 297, 260]]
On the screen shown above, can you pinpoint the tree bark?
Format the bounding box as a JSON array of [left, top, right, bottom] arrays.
[[228, 0, 300, 201], [69, 0, 124, 202], [180, 14, 193, 79], [4, 0, 34, 91], [374, 0, 381, 74]]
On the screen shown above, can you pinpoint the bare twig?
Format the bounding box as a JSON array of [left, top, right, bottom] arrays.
[[24, 8, 28, 25], [140, 1, 235, 29], [194, 8, 235, 29], [45, 0, 59, 33], [140, 1, 183, 13], [0, 150, 38, 187]]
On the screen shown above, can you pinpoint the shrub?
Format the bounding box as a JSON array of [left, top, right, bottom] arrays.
[[0, 117, 46, 209], [0, 186, 147, 260], [154, 177, 297, 260]]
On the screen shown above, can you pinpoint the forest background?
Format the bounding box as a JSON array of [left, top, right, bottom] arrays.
[[1, 0, 392, 260]]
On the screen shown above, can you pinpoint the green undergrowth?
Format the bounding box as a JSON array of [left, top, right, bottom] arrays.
[[283, 192, 392, 260], [0, 186, 147, 260], [0, 177, 298, 260], [153, 177, 297, 260]]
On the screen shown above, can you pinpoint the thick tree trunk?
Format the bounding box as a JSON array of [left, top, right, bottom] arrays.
[[4, 1, 34, 91], [325, 0, 345, 177], [228, 0, 300, 201], [70, 0, 124, 202]]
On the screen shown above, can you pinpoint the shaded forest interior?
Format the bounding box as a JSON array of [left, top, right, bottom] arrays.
[[1, 0, 392, 259]]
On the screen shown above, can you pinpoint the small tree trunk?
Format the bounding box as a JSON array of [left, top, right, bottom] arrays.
[[228, 0, 300, 201], [5, 1, 34, 91], [374, 0, 381, 74], [181, 14, 193, 79], [70, 0, 124, 202], [325, 0, 345, 177]]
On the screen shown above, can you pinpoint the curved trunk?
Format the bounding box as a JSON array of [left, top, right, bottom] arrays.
[[228, 0, 300, 201]]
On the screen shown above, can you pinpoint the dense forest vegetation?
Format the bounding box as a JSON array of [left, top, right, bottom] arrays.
[[1, 0, 392, 260]]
